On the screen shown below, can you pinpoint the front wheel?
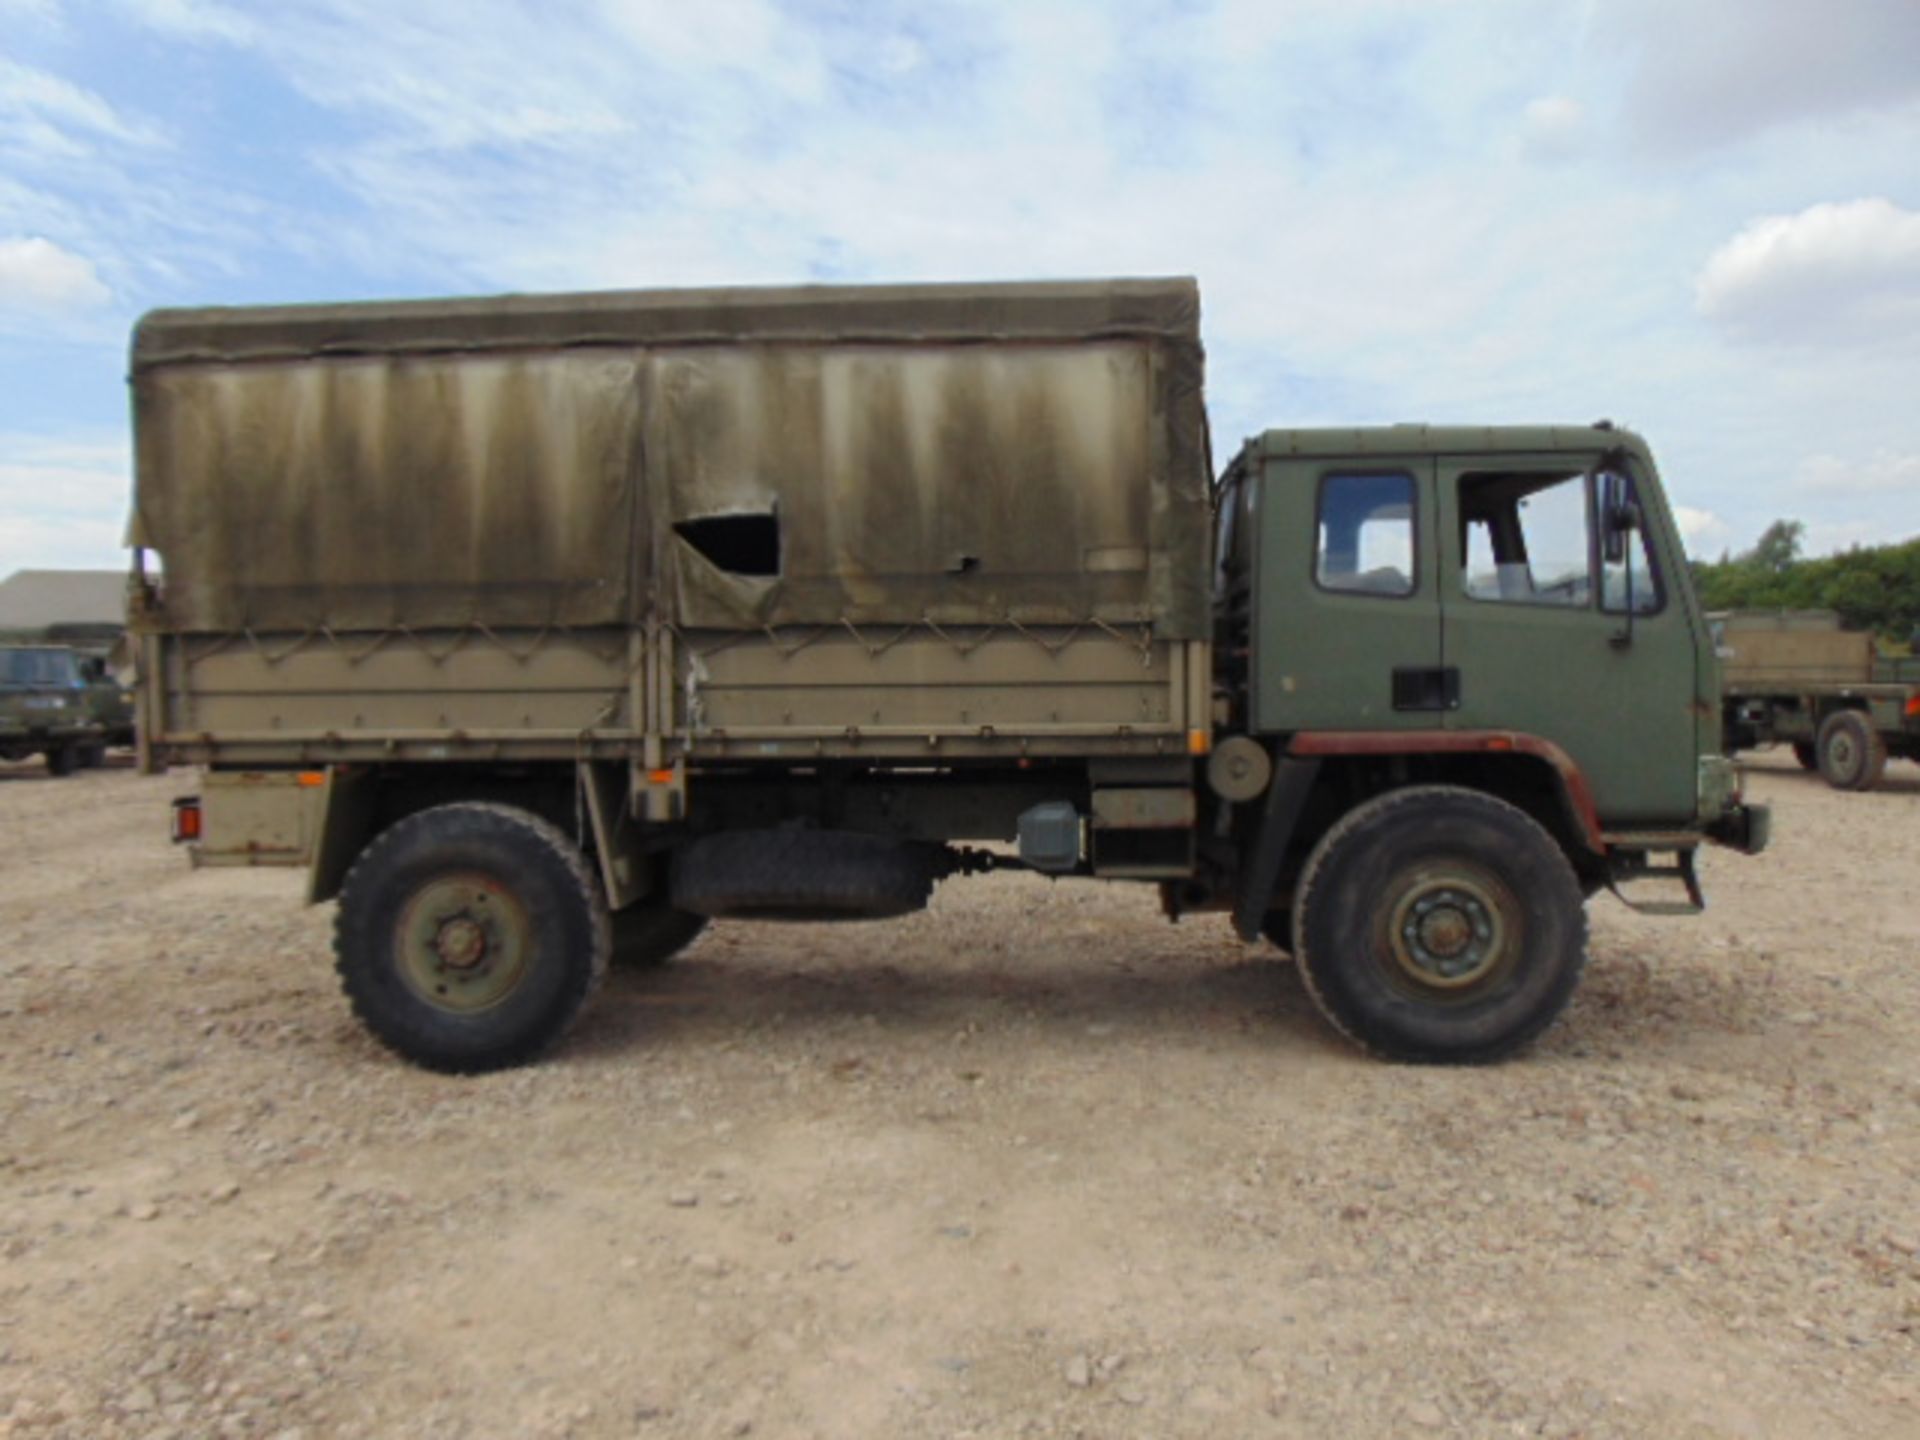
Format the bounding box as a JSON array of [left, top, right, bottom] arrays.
[[1291, 787, 1586, 1064], [334, 802, 609, 1073], [1790, 740, 1817, 771]]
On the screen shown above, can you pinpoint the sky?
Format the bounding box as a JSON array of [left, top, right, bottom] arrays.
[[2, 0, 1917, 578]]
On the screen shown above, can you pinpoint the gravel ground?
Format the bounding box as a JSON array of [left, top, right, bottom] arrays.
[[1, 751, 1916, 1439]]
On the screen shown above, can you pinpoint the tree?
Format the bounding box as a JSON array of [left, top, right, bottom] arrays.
[[1692, 522, 1920, 640], [1744, 519, 1804, 574]]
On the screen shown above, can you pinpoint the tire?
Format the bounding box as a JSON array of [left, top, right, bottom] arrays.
[[44, 746, 76, 777], [610, 901, 708, 967], [333, 802, 609, 1073], [1815, 710, 1886, 792], [671, 829, 936, 921], [1790, 741, 1818, 772], [1291, 786, 1586, 1065]]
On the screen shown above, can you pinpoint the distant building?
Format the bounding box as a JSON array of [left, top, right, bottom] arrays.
[[0, 569, 127, 649]]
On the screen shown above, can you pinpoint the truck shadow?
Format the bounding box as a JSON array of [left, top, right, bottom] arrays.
[[573, 947, 1346, 1062], [564, 938, 1756, 1068]]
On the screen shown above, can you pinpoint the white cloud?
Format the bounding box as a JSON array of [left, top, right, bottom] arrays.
[[1597, 0, 1920, 153], [1695, 199, 1920, 344], [113, 0, 256, 44], [1672, 506, 1731, 556], [1801, 519, 1911, 557], [0, 57, 160, 151], [0, 236, 111, 313], [1520, 95, 1584, 161], [0, 434, 131, 575], [1793, 449, 1920, 499]]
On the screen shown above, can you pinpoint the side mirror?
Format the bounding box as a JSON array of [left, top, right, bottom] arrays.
[[1599, 472, 1635, 565]]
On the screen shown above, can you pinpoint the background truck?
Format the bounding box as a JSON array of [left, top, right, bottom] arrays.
[[130, 278, 1765, 1073], [1715, 609, 1920, 791], [0, 643, 106, 775]]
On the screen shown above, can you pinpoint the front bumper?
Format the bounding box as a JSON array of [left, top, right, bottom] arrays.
[[29, 723, 103, 744], [1705, 801, 1770, 855]]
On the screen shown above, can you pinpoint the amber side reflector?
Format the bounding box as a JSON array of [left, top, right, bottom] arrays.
[[1906, 692, 1920, 719], [296, 770, 326, 788], [171, 797, 202, 843], [648, 768, 676, 786], [1484, 736, 1515, 751], [1187, 729, 1211, 757]]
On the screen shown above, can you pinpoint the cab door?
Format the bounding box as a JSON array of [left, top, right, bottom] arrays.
[[1252, 456, 1444, 732], [1435, 453, 1696, 825]]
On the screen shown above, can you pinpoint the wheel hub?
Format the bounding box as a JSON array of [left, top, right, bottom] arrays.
[[1390, 879, 1506, 989], [395, 874, 530, 1013], [434, 916, 488, 969]]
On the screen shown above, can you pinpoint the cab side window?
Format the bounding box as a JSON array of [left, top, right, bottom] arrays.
[[1316, 472, 1416, 597], [1458, 470, 1592, 607]]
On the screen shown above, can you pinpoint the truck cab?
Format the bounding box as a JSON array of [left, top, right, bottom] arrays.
[[0, 644, 106, 776], [1216, 424, 1729, 826], [1198, 424, 1765, 1059]]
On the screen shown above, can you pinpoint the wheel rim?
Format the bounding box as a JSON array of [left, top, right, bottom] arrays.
[[1381, 865, 1518, 999], [394, 871, 532, 1013], [1826, 730, 1858, 778]]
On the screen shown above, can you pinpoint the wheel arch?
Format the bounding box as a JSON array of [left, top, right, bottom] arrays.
[[1286, 730, 1605, 862], [307, 763, 582, 905], [1231, 730, 1609, 941]]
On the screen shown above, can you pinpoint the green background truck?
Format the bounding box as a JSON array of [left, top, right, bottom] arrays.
[[1715, 609, 1920, 790], [130, 278, 1765, 1072], [0, 643, 106, 775]]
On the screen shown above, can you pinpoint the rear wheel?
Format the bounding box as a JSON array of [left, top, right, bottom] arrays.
[[43, 745, 76, 777], [1292, 786, 1586, 1064], [1815, 710, 1886, 792], [1790, 740, 1817, 771], [334, 802, 609, 1073]]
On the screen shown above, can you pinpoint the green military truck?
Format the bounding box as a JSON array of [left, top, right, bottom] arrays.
[[0, 643, 106, 775], [1715, 609, 1920, 790], [129, 278, 1766, 1072]]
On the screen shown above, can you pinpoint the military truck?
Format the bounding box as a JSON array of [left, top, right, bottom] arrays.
[[78, 653, 138, 749], [1715, 609, 1920, 790], [0, 643, 105, 775], [129, 278, 1766, 1073]]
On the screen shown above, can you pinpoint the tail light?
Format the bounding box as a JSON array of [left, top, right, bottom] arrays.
[[171, 796, 202, 843]]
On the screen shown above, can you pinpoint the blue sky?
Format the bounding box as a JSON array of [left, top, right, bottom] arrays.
[[2, 0, 1918, 577]]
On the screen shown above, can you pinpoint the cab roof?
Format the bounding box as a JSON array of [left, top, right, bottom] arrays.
[[1241, 422, 1648, 462]]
